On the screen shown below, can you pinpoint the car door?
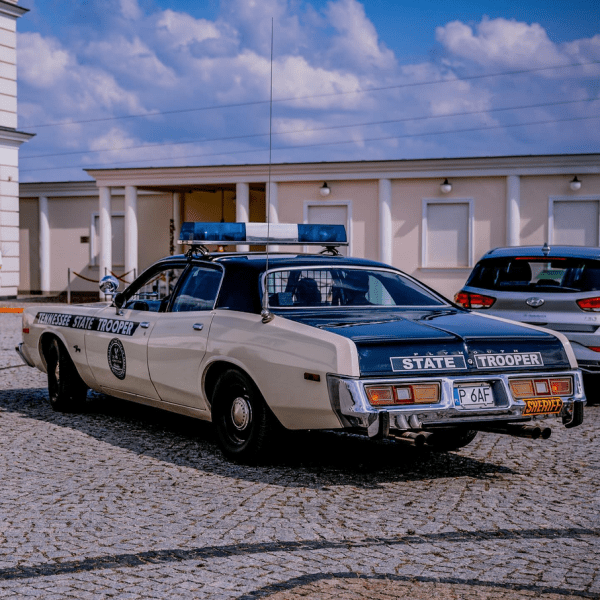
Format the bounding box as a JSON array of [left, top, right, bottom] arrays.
[[85, 263, 186, 400], [147, 263, 223, 410]]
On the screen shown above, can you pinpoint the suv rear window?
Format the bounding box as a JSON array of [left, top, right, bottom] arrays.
[[466, 258, 600, 293]]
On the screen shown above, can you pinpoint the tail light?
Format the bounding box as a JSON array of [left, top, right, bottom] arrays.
[[509, 376, 572, 399], [577, 297, 600, 312], [366, 383, 440, 407], [454, 291, 496, 309]]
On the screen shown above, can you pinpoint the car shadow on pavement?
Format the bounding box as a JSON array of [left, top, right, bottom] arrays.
[[0, 387, 516, 488]]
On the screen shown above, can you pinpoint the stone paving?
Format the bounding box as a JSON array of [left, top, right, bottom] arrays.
[[0, 310, 598, 599]]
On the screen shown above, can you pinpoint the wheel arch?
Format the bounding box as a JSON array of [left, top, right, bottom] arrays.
[[203, 359, 268, 413], [39, 332, 69, 372]]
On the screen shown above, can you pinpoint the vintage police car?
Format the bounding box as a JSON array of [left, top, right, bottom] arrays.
[[17, 223, 586, 462]]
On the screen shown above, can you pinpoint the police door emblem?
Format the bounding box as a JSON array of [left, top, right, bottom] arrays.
[[107, 338, 126, 380]]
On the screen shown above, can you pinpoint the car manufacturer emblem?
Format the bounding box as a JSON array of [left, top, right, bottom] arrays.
[[526, 297, 545, 308]]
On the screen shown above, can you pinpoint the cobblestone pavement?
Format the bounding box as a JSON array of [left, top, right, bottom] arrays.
[[1, 310, 599, 599]]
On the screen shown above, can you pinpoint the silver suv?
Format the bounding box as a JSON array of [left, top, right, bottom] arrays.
[[455, 244, 600, 403]]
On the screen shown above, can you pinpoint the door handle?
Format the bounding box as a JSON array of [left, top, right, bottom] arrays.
[[140, 322, 150, 329], [193, 323, 204, 331]]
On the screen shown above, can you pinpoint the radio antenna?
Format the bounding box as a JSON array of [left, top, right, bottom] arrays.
[[261, 18, 275, 324]]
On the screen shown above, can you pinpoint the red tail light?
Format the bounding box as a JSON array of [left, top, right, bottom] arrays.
[[577, 297, 600, 312], [454, 291, 496, 309]]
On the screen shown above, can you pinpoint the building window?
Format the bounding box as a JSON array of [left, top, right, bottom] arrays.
[[90, 212, 125, 267], [549, 196, 600, 246], [422, 199, 473, 268], [304, 201, 352, 256]]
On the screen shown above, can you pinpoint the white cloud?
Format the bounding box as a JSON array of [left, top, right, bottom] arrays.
[[436, 17, 566, 69], [120, 0, 143, 20], [325, 0, 396, 71], [155, 9, 222, 49], [19, 33, 72, 88], [84, 36, 178, 86], [18, 32, 147, 117]]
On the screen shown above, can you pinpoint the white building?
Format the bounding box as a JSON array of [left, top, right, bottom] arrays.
[[19, 154, 600, 301], [0, 0, 33, 299]]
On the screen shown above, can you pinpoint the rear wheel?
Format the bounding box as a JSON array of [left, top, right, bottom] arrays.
[[212, 369, 276, 462], [45, 338, 88, 412], [428, 428, 478, 451]]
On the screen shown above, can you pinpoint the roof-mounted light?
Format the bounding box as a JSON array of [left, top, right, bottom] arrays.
[[178, 222, 348, 247]]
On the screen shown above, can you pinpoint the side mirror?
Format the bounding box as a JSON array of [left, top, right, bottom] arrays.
[[99, 274, 120, 298], [114, 292, 126, 309]]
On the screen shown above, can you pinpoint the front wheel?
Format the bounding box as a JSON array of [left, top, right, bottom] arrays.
[[211, 369, 276, 462], [427, 428, 478, 451], [45, 338, 88, 412]]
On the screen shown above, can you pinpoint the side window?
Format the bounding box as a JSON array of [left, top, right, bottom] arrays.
[[171, 266, 222, 312], [126, 267, 184, 312]]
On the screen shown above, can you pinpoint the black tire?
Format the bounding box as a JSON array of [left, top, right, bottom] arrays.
[[211, 369, 276, 462], [582, 373, 600, 406], [45, 338, 88, 412], [428, 428, 478, 451]]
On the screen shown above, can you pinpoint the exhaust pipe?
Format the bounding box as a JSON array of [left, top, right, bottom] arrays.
[[478, 423, 551, 440], [390, 431, 434, 448]]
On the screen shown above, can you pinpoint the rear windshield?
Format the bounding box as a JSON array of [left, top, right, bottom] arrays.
[[467, 257, 600, 292], [266, 267, 445, 308]]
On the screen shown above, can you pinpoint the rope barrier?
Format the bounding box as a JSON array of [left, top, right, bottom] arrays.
[[110, 270, 134, 284], [72, 269, 134, 285]]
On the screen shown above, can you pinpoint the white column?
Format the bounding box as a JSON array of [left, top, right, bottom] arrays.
[[172, 192, 181, 245], [98, 186, 112, 280], [378, 179, 393, 265], [266, 181, 279, 251], [124, 186, 138, 279], [236, 182, 250, 252], [38, 196, 51, 294], [506, 175, 521, 246]]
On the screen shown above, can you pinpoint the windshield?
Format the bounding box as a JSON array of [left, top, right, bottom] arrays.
[[266, 267, 445, 308], [467, 257, 600, 293]]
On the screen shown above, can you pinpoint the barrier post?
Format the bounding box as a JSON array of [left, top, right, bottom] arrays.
[[67, 268, 71, 304]]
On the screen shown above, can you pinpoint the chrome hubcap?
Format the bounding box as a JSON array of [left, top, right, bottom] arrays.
[[231, 396, 251, 431]]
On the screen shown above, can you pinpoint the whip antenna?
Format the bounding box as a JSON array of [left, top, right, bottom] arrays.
[[261, 18, 275, 324]]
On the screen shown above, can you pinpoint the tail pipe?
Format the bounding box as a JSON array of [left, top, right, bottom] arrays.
[[478, 423, 551, 440], [390, 430, 435, 448]]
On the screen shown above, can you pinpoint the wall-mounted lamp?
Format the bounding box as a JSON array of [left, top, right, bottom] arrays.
[[440, 178, 452, 194], [320, 182, 331, 197], [570, 176, 582, 191]]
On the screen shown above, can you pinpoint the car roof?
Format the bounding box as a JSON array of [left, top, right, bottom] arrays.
[[479, 245, 600, 260], [159, 252, 396, 272]]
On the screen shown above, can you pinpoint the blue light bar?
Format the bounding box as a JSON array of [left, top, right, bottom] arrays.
[[178, 222, 348, 246]]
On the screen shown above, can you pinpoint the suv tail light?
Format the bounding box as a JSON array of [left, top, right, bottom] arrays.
[[454, 291, 496, 309], [577, 297, 600, 312]]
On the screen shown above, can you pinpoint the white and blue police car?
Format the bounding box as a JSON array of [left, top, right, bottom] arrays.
[[17, 223, 586, 462]]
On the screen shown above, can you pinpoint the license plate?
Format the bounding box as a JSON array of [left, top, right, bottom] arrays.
[[454, 383, 495, 408], [522, 397, 563, 416]]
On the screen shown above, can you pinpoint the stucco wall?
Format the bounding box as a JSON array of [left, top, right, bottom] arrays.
[[19, 192, 173, 294]]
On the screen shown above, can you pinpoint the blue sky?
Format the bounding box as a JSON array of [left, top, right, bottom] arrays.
[[17, 0, 600, 181]]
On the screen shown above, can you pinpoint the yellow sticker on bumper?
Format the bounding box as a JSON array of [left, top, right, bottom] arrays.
[[523, 397, 563, 416]]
